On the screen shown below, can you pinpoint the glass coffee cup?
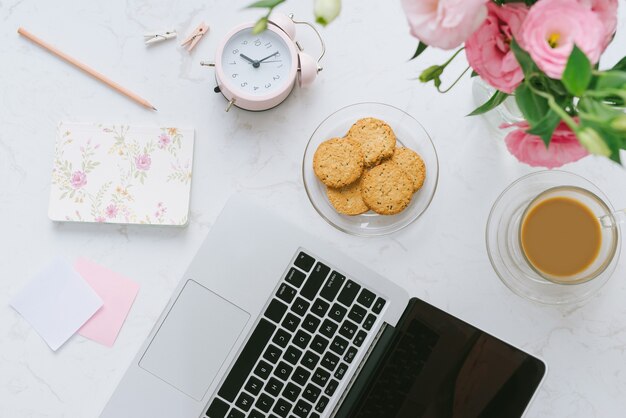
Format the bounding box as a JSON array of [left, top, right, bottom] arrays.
[[486, 171, 622, 305]]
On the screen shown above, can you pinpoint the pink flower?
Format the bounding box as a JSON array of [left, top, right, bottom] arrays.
[[502, 121, 588, 169], [518, 0, 605, 79], [158, 133, 171, 149], [95, 216, 106, 223], [577, 0, 618, 50], [401, 0, 489, 50], [466, 2, 528, 93], [105, 204, 118, 219], [70, 170, 87, 189], [135, 154, 152, 171]]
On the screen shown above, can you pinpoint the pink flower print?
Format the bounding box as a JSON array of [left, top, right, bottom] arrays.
[[158, 133, 171, 149], [70, 170, 87, 189], [95, 216, 106, 223], [105, 203, 118, 219], [135, 154, 152, 171]]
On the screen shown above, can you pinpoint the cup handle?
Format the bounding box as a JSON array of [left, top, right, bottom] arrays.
[[600, 209, 626, 228]]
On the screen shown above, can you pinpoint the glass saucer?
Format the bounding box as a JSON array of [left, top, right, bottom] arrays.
[[302, 103, 439, 236], [486, 171, 621, 305]]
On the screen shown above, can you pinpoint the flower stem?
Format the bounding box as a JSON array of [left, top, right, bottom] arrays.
[[528, 85, 579, 131], [437, 66, 470, 94]]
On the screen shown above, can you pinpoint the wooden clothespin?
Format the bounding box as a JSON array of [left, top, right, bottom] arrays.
[[144, 30, 177, 46], [181, 22, 209, 52]]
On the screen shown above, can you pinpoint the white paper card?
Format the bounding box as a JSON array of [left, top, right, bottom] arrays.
[[49, 122, 194, 226], [10, 258, 103, 351]]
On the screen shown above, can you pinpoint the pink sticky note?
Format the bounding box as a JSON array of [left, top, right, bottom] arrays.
[[75, 258, 139, 347]]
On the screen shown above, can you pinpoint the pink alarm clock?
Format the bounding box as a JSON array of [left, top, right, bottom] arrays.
[[202, 13, 325, 112]]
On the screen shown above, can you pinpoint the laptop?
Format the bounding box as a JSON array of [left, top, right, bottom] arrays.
[[101, 195, 546, 418]]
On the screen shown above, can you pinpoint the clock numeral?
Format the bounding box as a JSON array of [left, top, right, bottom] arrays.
[[230, 61, 236, 65], [241, 40, 248, 45], [265, 42, 272, 49], [273, 75, 280, 80], [254, 39, 261, 46], [241, 82, 248, 87], [232, 49, 239, 54], [275, 52, 281, 58], [232, 73, 238, 78], [254, 86, 259, 91], [265, 83, 271, 88], [277, 64, 283, 68]]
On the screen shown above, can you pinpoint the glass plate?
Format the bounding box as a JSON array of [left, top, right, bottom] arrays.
[[302, 103, 439, 236]]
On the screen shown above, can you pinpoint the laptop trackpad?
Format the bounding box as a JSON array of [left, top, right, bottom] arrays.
[[139, 280, 250, 401]]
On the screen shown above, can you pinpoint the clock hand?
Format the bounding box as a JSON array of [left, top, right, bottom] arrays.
[[240, 53, 260, 68], [257, 51, 279, 64]]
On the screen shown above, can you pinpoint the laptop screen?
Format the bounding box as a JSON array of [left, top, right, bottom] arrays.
[[338, 297, 546, 418]]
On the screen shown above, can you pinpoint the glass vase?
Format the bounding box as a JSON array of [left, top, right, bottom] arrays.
[[472, 77, 524, 140]]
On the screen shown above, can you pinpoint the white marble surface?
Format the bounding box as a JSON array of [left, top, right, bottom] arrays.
[[1, 1, 626, 417]]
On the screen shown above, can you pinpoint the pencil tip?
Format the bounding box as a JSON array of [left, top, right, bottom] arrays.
[[152, 106, 157, 111]]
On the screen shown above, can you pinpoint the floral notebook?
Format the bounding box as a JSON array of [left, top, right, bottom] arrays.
[[49, 122, 194, 226]]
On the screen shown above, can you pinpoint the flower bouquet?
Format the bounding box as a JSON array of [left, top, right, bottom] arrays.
[[250, 0, 625, 169]]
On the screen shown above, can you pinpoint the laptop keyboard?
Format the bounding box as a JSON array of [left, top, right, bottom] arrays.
[[205, 251, 386, 418]]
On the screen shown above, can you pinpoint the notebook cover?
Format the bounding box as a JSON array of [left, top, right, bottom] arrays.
[[49, 122, 194, 226]]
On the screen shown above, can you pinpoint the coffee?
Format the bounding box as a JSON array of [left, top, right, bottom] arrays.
[[521, 196, 602, 278]]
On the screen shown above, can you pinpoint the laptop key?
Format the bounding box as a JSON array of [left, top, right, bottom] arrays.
[[344, 346, 358, 364], [274, 361, 294, 381], [206, 397, 229, 417], [337, 280, 361, 307], [282, 313, 300, 333], [330, 336, 348, 355], [293, 330, 312, 349], [265, 299, 288, 323], [354, 330, 367, 347], [301, 262, 331, 300], [315, 396, 330, 413], [283, 345, 303, 365], [310, 335, 329, 355], [320, 271, 345, 302], [302, 314, 321, 333], [325, 379, 339, 396], [356, 288, 376, 308], [303, 383, 321, 403], [272, 398, 292, 418], [292, 366, 311, 386], [293, 400, 313, 418], [273, 329, 291, 348], [319, 319, 338, 339], [249, 410, 266, 418], [301, 350, 321, 370], [254, 360, 273, 380], [255, 393, 275, 413], [290, 297, 310, 317], [266, 377, 284, 397], [263, 344, 283, 364], [334, 362, 349, 380], [311, 414, 321, 418], [339, 320, 357, 340], [311, 298, 330, 317], [218, 318, 275, 402], [362, 313, 376, 331], [348, 305, 366, 324], [328, 303, 347, 323], [227, 408, 245, 418], [276, 283, 297, 304], [283, 382, 302, 402], [372, 297, 386, 314], [294, 252, 315, 272], [285, 268, 306, 288], [235, 392, 254, 412], [312, 367, 330, 388], [244, 376, 264, 396], [321, 352, 339, 372]]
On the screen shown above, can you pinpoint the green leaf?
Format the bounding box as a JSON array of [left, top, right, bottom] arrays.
[[514, 83, 548, 126], [471, 70, 478, 78], [526, 109, 561, 147], [611, 56, 626, 71], [595, 70, 626, 90], [562, 45, 592, 96], [246, 0, 285, 8], [410, 42, 428, 60], [252, 17, 268, 34], [467, 90, 509, 116], [510, 38, 537, 77]]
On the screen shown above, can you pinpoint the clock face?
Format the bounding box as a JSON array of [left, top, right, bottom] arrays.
[[221, 28, 293, 96]]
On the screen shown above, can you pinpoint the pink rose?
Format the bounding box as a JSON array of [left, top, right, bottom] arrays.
[[466, 2, 528, 93], [502, 120, 588, 169], [158, 133, 171, 149], [577, 0, 618, 50], [70, 170, 87, 189], [135, 154, 151, 171], [519, 0, 604, 79], [401, 0, 489, 50], [105, 204, 118, 219]]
